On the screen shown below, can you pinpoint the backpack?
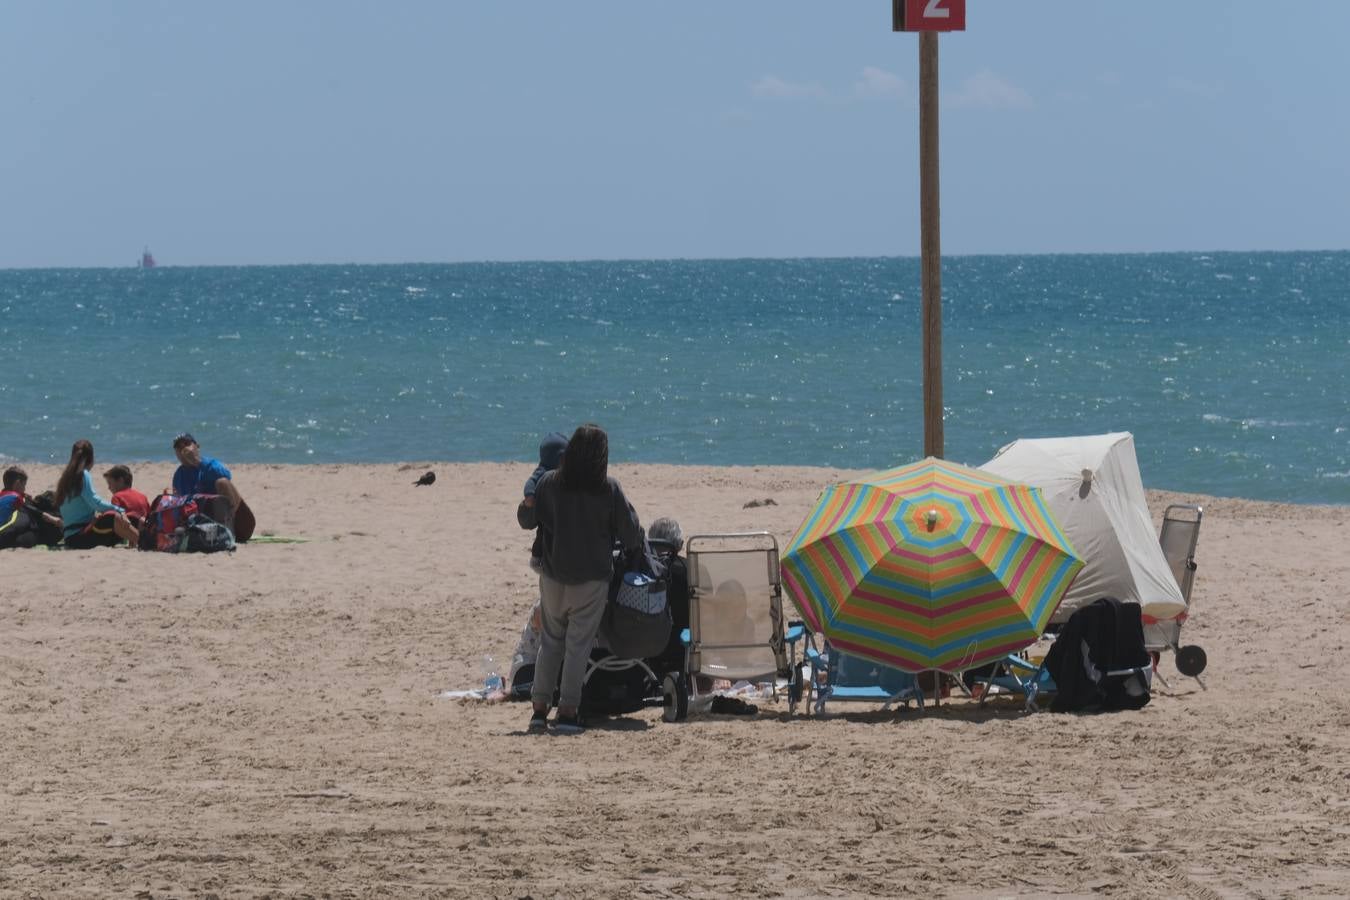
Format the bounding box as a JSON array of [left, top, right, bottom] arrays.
[[140, 495, 199, 551], [601, 534, 673, 660], [140, 494, 237, 553], [175, 513, 236, 554]]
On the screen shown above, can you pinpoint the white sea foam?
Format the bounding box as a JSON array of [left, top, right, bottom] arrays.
[[1204, 413, 1305, 428]]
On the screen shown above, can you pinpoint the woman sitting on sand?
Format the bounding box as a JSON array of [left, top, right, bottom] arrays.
[[54, 439, 139, 550], [516, 424, 643, 735]]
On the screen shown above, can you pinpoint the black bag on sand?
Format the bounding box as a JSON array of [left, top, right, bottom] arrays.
[[27, 491, 64, 547], [174, 514, 236, 554], [1045, 597, 1152, 713]]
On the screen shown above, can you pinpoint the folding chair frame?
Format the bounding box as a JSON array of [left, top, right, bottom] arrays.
[[801, 633, 925, 715], [662, 531, 806, 721], [1149, 503, 1206, 690]]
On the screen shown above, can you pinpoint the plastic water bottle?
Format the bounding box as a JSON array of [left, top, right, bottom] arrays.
[[481, 655, 504, 692]]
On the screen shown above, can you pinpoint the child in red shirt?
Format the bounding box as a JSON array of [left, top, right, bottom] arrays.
[[103, 464, 150, 525]]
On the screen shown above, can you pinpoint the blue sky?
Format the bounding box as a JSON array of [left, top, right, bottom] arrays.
[[3, 1, 1348, 267]]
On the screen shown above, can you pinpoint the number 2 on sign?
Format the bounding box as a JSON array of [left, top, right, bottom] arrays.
[[901, 0, 966, 31]]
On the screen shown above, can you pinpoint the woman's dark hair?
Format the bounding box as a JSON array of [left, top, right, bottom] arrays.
[[558, 424, 609, 493], [54, 439, 95, 507]]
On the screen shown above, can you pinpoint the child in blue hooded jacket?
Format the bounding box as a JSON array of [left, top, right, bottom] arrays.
[[523, 431, 568, 570]]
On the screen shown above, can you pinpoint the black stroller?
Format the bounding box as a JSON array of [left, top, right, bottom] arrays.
[[511, 536, 684, 718], [581, 535, 685, 717]]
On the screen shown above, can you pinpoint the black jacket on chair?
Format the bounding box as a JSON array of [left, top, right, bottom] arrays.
[[1044, 597, 1152, 712]]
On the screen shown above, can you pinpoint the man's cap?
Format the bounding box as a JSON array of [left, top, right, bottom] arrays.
[[172, 432, 197, 449]]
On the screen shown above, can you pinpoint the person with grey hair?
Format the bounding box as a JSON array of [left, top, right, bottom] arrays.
[[646, 516, 691, 676], [647, 516, 683, 552]]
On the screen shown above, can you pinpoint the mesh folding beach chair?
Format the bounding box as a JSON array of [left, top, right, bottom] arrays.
[[660, 532, 806, 722], [1147, 504, 1206, 688], [801, 637, 925, 715], [974, 653, 1057, 712]]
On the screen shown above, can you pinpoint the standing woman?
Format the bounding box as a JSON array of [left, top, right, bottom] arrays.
[[54, 439, 139, 549], [517, 424, 642, 734]]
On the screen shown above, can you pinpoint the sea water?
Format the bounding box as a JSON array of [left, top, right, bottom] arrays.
[[1, 252, 1347, 504]]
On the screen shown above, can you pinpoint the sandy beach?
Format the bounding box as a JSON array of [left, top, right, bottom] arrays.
[[3, 460, 1349, 899]]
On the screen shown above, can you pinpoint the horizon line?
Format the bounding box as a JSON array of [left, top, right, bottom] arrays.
[[3, 246, 1349, 273]]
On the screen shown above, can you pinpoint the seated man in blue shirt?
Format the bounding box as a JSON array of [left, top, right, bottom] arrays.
[[171, 432, 255, 541]]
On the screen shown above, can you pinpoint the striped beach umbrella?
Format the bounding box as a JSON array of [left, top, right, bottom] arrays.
[[781, 458, 1083, 674]]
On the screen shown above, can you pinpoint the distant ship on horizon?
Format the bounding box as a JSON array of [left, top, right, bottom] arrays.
[[139, 247, 157, 269]]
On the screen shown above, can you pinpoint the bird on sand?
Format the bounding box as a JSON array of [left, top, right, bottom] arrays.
[[413, 471, 436, 486]]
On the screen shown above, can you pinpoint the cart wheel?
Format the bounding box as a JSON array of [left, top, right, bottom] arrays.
[[1176, 644, 1207, 677], [662, 672, 689, 723]]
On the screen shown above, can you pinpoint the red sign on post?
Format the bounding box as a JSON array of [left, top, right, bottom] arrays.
[[893, 0, 966, 32]]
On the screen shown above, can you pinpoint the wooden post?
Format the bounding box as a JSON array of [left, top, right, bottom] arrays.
[[919, 30, 943, 460]]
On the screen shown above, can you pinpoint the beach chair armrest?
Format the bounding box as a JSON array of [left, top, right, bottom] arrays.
[[785, 623, 806, 643]]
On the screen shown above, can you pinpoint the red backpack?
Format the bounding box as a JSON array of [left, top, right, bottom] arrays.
[[140, 494, 199, 552]]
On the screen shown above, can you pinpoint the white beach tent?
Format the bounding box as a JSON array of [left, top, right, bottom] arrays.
[[980, 432, 1187, 625]]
